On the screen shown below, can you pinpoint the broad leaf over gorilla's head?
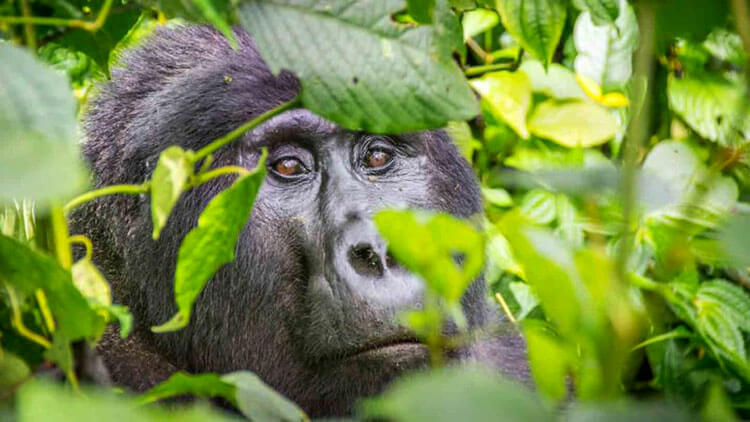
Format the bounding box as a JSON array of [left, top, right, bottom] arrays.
[[238, 0, 478, 133]]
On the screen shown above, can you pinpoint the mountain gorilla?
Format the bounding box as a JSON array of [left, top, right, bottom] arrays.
[[72, 25, 527, 416]]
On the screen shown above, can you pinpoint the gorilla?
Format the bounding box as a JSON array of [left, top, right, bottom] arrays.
[[72, 25, 527, 417]]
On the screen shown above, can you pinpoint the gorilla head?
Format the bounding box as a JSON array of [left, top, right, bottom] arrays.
[[73, 25, 526, 416]]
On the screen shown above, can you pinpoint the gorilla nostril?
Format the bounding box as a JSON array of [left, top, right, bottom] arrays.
[[349, 244, 384, 278]]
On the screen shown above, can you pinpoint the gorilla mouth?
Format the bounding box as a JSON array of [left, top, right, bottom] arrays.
[[340, 336, 426, 362]]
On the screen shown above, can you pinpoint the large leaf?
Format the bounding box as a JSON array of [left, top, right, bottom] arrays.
[[495, 0, 566, 67], [528, 99, 619, 147], [17, 380, 241, 422], [498, 212, 583, 336], [139, 371, 308, 422], [239, 0, 478, 133], [0, 44, 87, 206], [719, 213, 750, 268], [152, 164, 265, 332], [151, 146, 193, 240], [696, 280, 750, 333], [667, 73, 750, 146], [518, 60, 587, 100], [573, 0, 638, 91], [223, 372, 308, 422], [471, 71, 532, 139], [523, 320, 569, 402], [642, 141, 738, 230], [374, 210, 485, 303], [362, 366, 550, 422]]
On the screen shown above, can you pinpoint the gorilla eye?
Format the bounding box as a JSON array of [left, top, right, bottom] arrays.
[[272, 157, 306, 178], [364, 147, 393, 169]]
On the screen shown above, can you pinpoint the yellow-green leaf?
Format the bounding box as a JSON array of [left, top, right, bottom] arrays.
[[152, 160, 265, 333], [528, 99, 619, 147], [151, 146, 193, 240], [471, 71, 532, 139]]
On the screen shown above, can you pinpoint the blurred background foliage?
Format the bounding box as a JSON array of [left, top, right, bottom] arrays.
[[2, 0, 750, 421]]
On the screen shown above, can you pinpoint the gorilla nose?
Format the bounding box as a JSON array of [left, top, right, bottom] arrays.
[[348, 243, 383, 277], [333, 219, 423, 309], [348, 243, 398, 278]]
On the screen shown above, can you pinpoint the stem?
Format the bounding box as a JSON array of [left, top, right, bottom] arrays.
[[68, 234, 93, 260], [494, 292, 517, 324], [35, 290, 56, 334], [193, 96, 301, 162], [631, 328, 692, 351], [63, 183, 149, 215], [51, 204, 72, 270], [191, 165, 249, 186], [464, 62, 515, 77], [5, 285, 51, 349], [615, 3, 656, 284], [0, 0, 113, 32], [20, 0, 36, 52], [466, 37, 492, 64]]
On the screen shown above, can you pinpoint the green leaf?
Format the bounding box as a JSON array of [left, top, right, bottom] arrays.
[[697, 280, 750, 333], [374, 210, 485, 303], [485, 228, 522, 281], [642, 141, 738, 230], [57, 4, 141, 70], [498, 212, 582, 336], [697, 302, 746, 362], [71, 258, 112, 306], [407, 0, 435, 23], [573, 0, 638, 90], [141, 0, 236, 44], [17, 380, 241, 422], [519, 189, 556, 225], [108, 12, 164, 70], [667, 73, 750, 146], [0, 44, 87, 206], [0, 235, 100, 341], [471, 71, 532, 139], [239, 0, 478, 133], [445, 120, 481, 160], [139, 372, 237, 405], [495, 0, 567, 67], [523, 320, 568, 402], [152, 163, 266, 332], [720, 213, 750, 268], [518, 60, 587, 100], [139, 371, 308, 421], [462, 8, 499, 40], [0, 350, 31, 393], [482, 186, 513, 207], [361, 365, 550, 422], [528, 99, 619, 147], [571, 0, 620, 25], [151, 146, 193, 240], [222, 371, 309, 422], [508, 281, 539, 320]]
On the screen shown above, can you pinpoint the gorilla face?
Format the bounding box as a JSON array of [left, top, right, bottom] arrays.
[[209, 111, 488, 413], [75, 25, 521, 417]]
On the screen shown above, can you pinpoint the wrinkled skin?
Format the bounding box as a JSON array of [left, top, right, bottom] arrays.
[[72, 25, 527, 417]]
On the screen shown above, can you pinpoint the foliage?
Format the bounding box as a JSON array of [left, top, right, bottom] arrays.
[[1, 0, 750, 420]]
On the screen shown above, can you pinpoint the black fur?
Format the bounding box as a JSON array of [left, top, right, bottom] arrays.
[[72, 25, 528, 417]]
